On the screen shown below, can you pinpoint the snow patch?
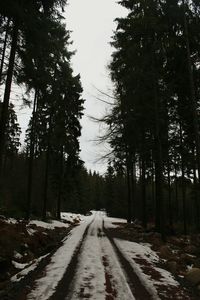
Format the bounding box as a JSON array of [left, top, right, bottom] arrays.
[[11, 254, 49, 282], [104, 216, 126, 229], [12, 260, 28, 270], [14, 251, 23, 260], [26, 215, 93, 300], [27, 228, 36, 236], [114, 239, 181, 299], [3, 218, 18, 224], [28, 220, 69, 230]]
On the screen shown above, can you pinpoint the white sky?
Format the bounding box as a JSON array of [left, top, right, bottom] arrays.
[[65, 0, 127, 174]]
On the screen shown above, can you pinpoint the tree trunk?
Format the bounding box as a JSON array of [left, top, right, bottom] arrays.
[[150, 151, 155, 215], [130, 154, 136, 221], [179, 122, 187, 235], [193, 164, 199, 231], [26, 91, 38, 220], [57, 146, 64, 220], [174, 164, 179, 222], [152, 40, 165, 239], [141, 156, 147, 228], [182, 0, 200, 183], [42, 113, 52, 221], [126, 164, 132, 223], [42, 145, 50, 221], [167, 158, 173, 229], [0, 18, 10, 84], [192, 146, 199, 231], [0, 21, 18, 177]]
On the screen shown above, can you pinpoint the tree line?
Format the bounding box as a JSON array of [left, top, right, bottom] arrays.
[[0, 0, 84, 220], [101, 0, 200, 237]]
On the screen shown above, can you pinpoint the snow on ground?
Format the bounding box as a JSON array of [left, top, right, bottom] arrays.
[[113, 239, 180, 299], [28, 219, 69, 230], [26, 214, 93, 300], [26, 228, 37, 236], [116, 241, 160, 264], [1, 212, 87, 284], [14, 251, 23, 260], [103, 214, 190, 299], [104, 215, 126, 229], [61, 212, 82, 222], [2, 217, 18, 224], [1, 212, 83, 231], [12, 260, 28, 270], [66, 213, 106, 300], [28, 212, 84, 231], [66, 211, 134, 300], [11, 254, 49, 282]]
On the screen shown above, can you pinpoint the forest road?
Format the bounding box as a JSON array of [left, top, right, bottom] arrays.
[[39, 211, 152, 300], [7, 211, 193, 300], [20, 211, 153, 300]]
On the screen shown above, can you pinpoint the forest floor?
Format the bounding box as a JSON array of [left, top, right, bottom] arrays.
[[0, 211, 199, 299]]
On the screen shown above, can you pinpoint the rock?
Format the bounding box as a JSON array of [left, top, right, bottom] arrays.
[[169, 237, 184, 247], [166, 260, 178, 274], [180, 253, 195, 265], [151, 238, 162, 248], [184, 245, 198, 255], [73, 218, 80, 225], [185, 268, 200, 285], [159, 245, 173, 259]]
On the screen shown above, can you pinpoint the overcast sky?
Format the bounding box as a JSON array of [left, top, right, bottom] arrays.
[[65, 0, 127, 174]]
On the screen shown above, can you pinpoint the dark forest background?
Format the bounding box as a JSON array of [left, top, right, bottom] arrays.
[[1, 0, 200, 238]]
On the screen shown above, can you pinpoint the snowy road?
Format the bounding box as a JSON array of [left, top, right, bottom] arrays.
[[65, 211, 135, 300], [26, 211, 148, 300], [23, 211, 192, 300]]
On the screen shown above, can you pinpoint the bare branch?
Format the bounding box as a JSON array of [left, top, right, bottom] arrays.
[[91, 84, 117, 101]]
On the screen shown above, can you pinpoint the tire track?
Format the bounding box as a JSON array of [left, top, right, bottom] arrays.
[[65, 214, 107, 300], [97, 225, 134, 300], [48, 216, 96, 300], [103, 220, 152, 300]]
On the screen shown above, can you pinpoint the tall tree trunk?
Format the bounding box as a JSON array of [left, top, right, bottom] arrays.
[[0, 18, 10, 84], [152, 40, 165, 239], [150, 151, 155, 215], [26, 91, 38, 220], [192, 146, 199, 231], [193, 163, 199, 231], [0, 21, 18, 177], [174, 164, 179, 222], [179, 122, 187, 235], [42, 114, 52, 221], [167, 158, 173, 229], [141, 155, 147, 228], [126, 161, 132, 223], [57, 146, 64, 220], [42, 143, 50, 221], [130, 158, 136, 221], [182, 0, 200, 183]]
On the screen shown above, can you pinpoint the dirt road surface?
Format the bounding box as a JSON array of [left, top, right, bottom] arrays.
[[4, 211, 194, 300]]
